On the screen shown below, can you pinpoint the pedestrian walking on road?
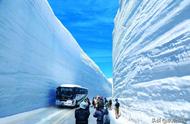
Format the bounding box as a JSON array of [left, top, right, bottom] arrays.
[[108, 99, 112, 110], [114, 99, 120, 119], [75, 101, 90, 124]]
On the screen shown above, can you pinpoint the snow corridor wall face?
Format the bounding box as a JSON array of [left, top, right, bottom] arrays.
[[0, 0, 111, 117], [113, 0, 190, 122]]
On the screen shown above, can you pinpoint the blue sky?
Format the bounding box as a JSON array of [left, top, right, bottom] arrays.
[[48, 0, 118, 78]]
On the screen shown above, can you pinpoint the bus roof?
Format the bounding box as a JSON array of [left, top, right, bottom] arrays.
[[59, 84, 87, 89]]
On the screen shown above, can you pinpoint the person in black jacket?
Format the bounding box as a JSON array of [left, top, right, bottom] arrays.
[[114, 99, 120, 119], [85, 97, 91, 110], [75, 101, 90, 124], [108, 99, 112, 110]]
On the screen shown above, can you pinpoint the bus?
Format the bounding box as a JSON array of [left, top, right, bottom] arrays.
[[55, 84, 88, 107]]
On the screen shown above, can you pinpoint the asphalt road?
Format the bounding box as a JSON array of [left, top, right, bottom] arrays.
[[0, 106, 123, 124]]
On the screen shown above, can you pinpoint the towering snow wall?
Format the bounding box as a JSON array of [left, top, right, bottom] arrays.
[[113, 0, 190, 123], [0, 0, 111, 117]]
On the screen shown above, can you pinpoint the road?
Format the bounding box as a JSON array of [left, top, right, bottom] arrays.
[[0, 106, 124, 124]]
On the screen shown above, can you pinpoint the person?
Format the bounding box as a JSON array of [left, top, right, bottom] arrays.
[[104, 98, 108, 104], [114, 99, 120, 119], [92, 97, 96, 108], [96, 96, 101, 108], [103, 108, 110, 124], [75, 101, 90, 124], [99, 96, 104, 108], [104, 97, 108, 108], [84, 97, 91, 110], [108, 99, 112, 110], [93, 105, 105, 124]]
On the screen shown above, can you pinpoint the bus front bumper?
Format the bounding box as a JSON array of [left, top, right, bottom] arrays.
[[56, 100, 75, 107]]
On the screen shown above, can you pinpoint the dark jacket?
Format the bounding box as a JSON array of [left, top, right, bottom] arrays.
[[86, 99, 91, 110], [103, 109, 110, 124], [75, 108, 90, 124], [93, 109, 104, 124], [115, 102, 120, 108]]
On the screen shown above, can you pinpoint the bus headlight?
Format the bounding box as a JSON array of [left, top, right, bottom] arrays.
[[67, 100, 72, 104]]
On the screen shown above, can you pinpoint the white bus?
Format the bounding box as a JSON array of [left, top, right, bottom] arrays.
[[55, 84, 88, 107]]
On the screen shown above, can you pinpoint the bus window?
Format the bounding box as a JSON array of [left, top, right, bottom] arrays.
[[56, 87, 75, 98], [75, 88, 80, 94], [55, 85, 88, 107], [61, 88, 73, 94]]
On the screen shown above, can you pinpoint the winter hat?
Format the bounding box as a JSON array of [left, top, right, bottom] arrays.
[[80, 101, 87, 109]]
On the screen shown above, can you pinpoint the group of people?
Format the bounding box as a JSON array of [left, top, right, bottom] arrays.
[[75, 96, 120, 124]]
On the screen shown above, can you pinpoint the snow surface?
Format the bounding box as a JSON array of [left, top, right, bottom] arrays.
[[113, 0, 190, 123], [0, 0, 111, 117], [59, 84, 84, 88], [108, 78, 113, 84]]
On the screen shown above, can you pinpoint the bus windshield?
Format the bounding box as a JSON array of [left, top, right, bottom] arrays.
[[56, 87, 75, 99], [61, 88, 73, 95], [55, 85, 88, 107]]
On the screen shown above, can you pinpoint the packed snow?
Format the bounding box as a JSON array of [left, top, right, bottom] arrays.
[[108, 78, 113, 84], [113, 0, 190, 123], [0, 0, 111, 117]]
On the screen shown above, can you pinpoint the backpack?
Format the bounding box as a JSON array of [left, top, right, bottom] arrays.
[[103, 114, 110, 124]]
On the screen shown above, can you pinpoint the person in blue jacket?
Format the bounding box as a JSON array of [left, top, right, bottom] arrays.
[[93, 102, 109, 124]]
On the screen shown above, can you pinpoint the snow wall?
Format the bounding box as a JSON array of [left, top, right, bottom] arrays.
[[113, 0, 190, 123], [0, 0, 111, 117]]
